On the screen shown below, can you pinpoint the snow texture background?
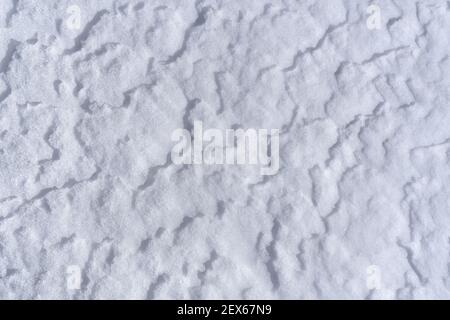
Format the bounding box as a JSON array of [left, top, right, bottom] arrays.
[[0, 0, 449, 299]]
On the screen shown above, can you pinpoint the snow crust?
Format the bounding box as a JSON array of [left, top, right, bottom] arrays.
[[0, 0, 449, 299]]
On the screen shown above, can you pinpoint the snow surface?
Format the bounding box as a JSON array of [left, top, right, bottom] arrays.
[[0, 0, 449, 299]]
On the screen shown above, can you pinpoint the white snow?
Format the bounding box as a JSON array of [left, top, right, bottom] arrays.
[[0, 0, 449, 299]]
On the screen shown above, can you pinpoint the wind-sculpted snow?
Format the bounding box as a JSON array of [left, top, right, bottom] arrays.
[[0, 0, 449, 299]]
